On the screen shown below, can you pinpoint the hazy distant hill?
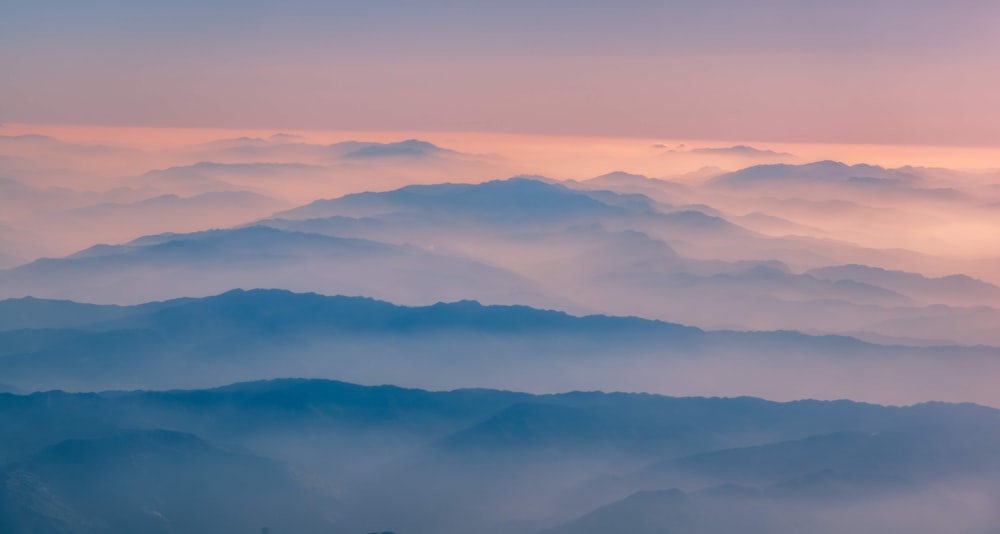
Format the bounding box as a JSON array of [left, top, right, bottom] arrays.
[[255, 177, 1000, 345], [62, 190, 287, 227], [339, 138, 455, 159], [0, 226, 547, 306], [1, 290, 1000, 405], [709, 161, 921, 188], [8, 175, 997, 344], [808, 263, 1000, 306], [189, 138, 459, 163], [275, 177, 629, 222]]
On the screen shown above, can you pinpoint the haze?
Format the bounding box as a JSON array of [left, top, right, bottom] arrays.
[[4, 2, 1000, 533]]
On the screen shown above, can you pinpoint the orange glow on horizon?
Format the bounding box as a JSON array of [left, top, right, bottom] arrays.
[[4, 123, 1000, 182]]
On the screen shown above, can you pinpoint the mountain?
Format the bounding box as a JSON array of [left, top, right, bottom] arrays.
[[808, 264, 1000, 306], [0, 176, 106, 219], [0, 226, 545, 306], [707, 161, 966, 203], [568, 172, 693, 202], [631, 427, 1000, 490], [543, 489, 700, 534], [0, 430, 335, 534], [709, 161, 921, 188], [4, 379, 1000, 534], [682, 145, 793, 157], [135, 161, 328, 196], [553, 417, 1000, 533], [8, 174, 999, 346], [546, 481, 993, 534], [275, 177, 628, 223], [1, 290, 1000, 405], [0, 297, 146, 330], [0, 288, 696, 391], [0, 378, 527, 472], [9, 166, 1000, 345], [339, 139, 455, 159], [265, 180, 937, 340], [185, 138, 460, 163], [0, 175, 290, 263], [43, 191, 291, 246], [262, 179, 749, 270], [67, 190, 283, 217]]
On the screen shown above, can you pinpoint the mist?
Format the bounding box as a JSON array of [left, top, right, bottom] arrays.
[[5, 380, 1000, 533], [4, 126, 1000, 532], [6, 0, 1000, 530]]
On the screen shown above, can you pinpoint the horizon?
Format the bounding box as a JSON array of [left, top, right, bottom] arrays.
[[6, 122, 1000, 177], [5, 2, 1000, 532], [4, 2, 1000, 146]]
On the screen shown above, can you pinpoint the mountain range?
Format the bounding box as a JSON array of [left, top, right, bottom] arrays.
[[6, 176, 1000, 345], [3, 378, 1000, 533], [5, 129, 1000, 533], [1, 290, 1000, 406]]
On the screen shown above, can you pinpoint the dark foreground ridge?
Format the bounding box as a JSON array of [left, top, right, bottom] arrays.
[[2, 378, 1000, 533]]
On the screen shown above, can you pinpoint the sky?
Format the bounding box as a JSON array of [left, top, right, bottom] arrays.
[[3, 1, 1000, 145]]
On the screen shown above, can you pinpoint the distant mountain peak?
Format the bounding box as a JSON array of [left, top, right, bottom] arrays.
[[340, 139, 448, 159], [709, 160, 922, 188], [274, 176, 632, 222]]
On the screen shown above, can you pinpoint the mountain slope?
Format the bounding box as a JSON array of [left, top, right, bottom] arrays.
[[808, 264, 1000, 306], [0, 226, 546, 306], [1, 290, 1000, 403], [276, 177, 628, 222], [3, 380, 1000, 534], [0, 430, 334, 534]]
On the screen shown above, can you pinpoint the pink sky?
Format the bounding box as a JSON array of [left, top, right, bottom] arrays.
[[3, 1, 1000, 147]]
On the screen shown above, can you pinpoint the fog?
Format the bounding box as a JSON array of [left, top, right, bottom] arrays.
[[4, 126, 1000, 532], [4, 290, 1000, 408], [4, 380, 1000, 533], [0, 132, 510, 258], [4, 130, 1000, 362]]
